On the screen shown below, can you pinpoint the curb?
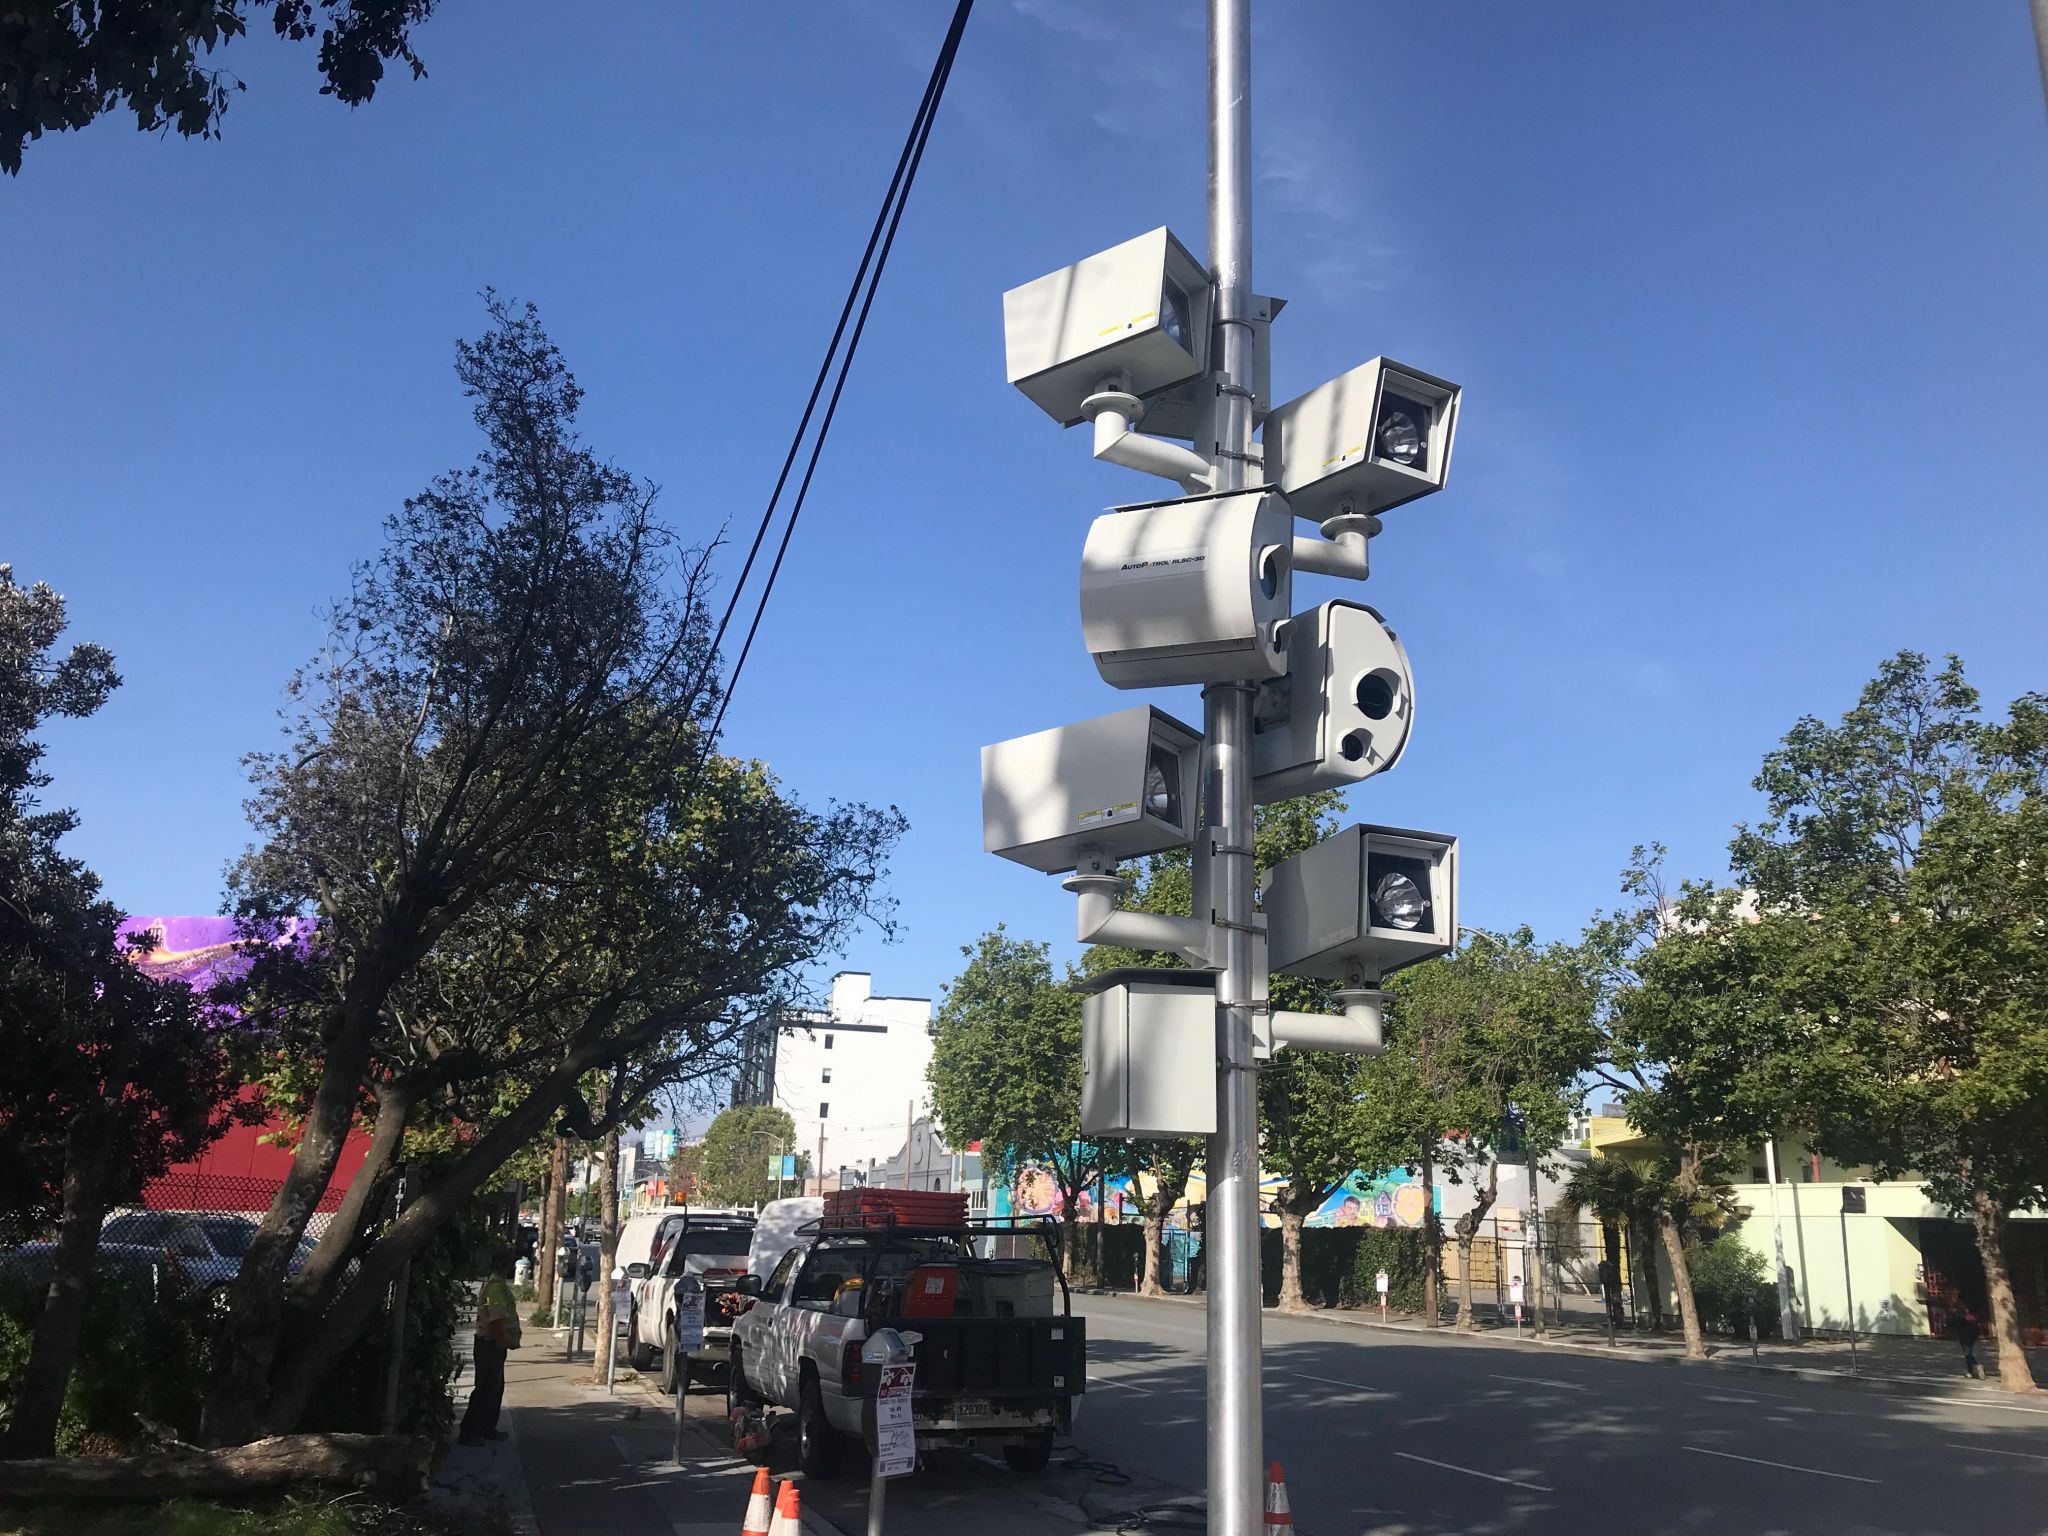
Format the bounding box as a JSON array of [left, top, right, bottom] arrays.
[[1095, 1289, 2024, 1406]]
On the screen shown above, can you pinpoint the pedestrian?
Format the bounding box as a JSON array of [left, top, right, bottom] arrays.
[[458, 1249, 522, 1446], [1951, 1305, 1984, 1381]]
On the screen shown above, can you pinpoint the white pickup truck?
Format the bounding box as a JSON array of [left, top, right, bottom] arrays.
[[727, 1223, 1084, 1477], [624, 1211, 755, 1392]]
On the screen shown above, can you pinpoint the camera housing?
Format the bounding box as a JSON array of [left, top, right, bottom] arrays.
[[1003, 227, 1213, 427], [1080, 488, 1293, 688], [1262, 823, 1458, 981], [1252, 600, 1415, 803], [1262, 358, 1461, 522], [1135, 293, 1286, 441], [981, 705, 1202, 874]]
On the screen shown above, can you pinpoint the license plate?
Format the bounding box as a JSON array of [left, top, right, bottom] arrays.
[[952, 1397, 995, 1420]]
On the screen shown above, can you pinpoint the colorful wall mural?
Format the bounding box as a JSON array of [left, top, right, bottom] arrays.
[[987, 1152, 1437, 1232]]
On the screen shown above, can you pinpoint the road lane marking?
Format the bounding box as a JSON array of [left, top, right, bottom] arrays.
[[1487, 1373, 1586, 1391], [1392, 1450, 1552, 1493], [1683, 1445, 1878, 1484], [1924, 1395, 2048, 1418], [1093, 1375, 1157, 1396], [1286, 1371, 1388, 1393], [1948, 1442, 2048, 1463]]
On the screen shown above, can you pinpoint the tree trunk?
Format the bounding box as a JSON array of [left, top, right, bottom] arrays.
[[1, 1112, 114, 1459], [536, 1137, 568, 1312], [0, 1434, 431, 1502], [204, 1003, 378, 1444], [589, 1129, 621, 1384], [289, 1080, 415, 1313], [1971, 1189, 2041, 1393], [1453, 1162, 1499, 1334], [1419, 1145, 1441, 1326], [1060, 1211, 1077, 1283], [1657, 1206, 1706, 1360], [1141, 1207, 1167, 1296], [1633, 1213, 1664, 1331], [236, 1042, 604, 1437], [1277, 1205, 1308, 1313]]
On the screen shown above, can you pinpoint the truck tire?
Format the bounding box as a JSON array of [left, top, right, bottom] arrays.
[[797, 1372, 840, 1477], [627, 1307, 656, 1372], [727, 1347, 759, 1411], [1002, 1431, 1054, 1473], [660, 1322, 681, 1394]]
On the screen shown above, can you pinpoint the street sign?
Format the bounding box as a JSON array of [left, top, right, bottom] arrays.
[[1842, 1186, 1866, 1214], [876, 1362, 918, 1478], [612, 1283, 632, 1335], [1375, 1270, 1389, 1296]]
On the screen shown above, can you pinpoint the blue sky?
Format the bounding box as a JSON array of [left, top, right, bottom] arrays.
[[7, 1, 2047, 1024]]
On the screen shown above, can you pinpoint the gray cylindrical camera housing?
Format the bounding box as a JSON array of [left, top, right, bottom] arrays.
[[1079, 488, 1293, 689], [1252, 600, 1415, 803]]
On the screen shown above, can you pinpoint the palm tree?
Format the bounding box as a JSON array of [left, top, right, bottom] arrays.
[[1559, 1158, 1664, 1330]]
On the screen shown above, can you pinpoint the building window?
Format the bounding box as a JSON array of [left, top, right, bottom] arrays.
[[824, 1034, 834, 1050], [822, 1068, 833, 1084], [819, 1102, 830, 1118]]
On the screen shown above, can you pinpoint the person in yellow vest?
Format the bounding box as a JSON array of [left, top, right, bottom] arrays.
[[458, 1249, 522, 1446]]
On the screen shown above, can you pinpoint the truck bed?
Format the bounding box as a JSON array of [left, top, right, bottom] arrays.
[[876, 1314, 1085, 1399]]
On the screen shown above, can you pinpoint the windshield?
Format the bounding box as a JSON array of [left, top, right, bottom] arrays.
[[197, 1218, 257, 1257]]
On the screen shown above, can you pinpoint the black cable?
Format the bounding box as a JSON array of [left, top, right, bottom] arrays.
[[689, 1, 965, 716], [704, 0, 973, 750]]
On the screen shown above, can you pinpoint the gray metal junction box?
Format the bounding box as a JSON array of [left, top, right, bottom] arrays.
[[1079, 969, 1218, 1140]]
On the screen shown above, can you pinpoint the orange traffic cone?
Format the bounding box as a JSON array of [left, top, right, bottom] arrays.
[[765, 1478, 801, 1536], [740, 1467, 773, 1536], [1264, 1461, 1292, 1528]]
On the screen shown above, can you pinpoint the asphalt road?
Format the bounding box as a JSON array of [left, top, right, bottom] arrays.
[[1069, 1294, 2048, 1535]]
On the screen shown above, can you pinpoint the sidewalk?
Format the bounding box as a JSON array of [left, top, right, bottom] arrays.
[[426, 1344, 843, 1536], [1109, 1289, 2043, 1399]]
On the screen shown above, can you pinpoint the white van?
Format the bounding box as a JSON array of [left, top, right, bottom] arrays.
[[747, 1197, 824, 1280]]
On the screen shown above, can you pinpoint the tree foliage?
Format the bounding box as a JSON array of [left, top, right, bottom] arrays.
[[0, 0, 436, 174], [0, 567, 249, 1457], [202, 298, 904, 1440], [1726, 651, 2047, 1390], [926, 929, 1111, 1268], [693, 1106, 798, 1207], [1367, 927, 1596, 1330]]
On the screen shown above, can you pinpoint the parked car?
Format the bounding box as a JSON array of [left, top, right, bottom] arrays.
[[626, 1211, 755, 1392], [100, 1211, 240, 1289], [728, 1219, 1084, 1477], [0, 1241, 185, 1304], [98, 1210, 316, 1290]]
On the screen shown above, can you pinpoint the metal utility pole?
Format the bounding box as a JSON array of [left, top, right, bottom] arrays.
[[1764, 1137, 1801, 1340], [1202, 2, 1261, 1532]]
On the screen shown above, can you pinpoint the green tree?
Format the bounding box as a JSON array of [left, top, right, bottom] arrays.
[[927, 930, 1114, 1274], [0, 568, 248, 1457], [1729, 653, 2048, 1391], [1, 0, 436, 174], [694, 1107, 798, 1207], [204, 300, 904, 1441], [1578, 850, 1808, 1357], [1371, 929, 1596, 1332]]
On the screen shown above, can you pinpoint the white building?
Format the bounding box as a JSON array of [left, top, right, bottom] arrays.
[[732, 972, 935, 1192]]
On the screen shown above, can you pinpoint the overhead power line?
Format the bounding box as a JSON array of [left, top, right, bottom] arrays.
[[700, 0, 974, 749]]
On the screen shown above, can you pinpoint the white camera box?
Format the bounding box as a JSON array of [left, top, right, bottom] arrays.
[[1262, 358, 1461, 522], [1079, 488, 1292, 689], [1262, 824, 1458, 981], [981, 705, 1201, 874], [1003, 227, 1211, 427]]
